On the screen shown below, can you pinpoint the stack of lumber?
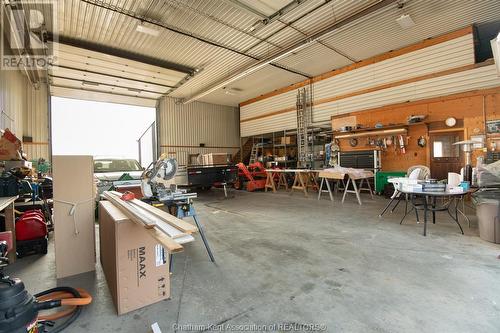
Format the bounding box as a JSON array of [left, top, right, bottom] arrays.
[[103, 191, 197, 253]]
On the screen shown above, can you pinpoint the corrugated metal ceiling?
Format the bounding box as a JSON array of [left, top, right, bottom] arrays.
[[34, 0, 500, 106], [199, 64, 305, 106], [319, 0, 500, 62]]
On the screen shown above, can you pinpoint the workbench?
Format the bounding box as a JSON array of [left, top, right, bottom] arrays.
[[264, 169, 289, 193], [265, 169, 322, 196], [0, 196, 19, 263], [317, 170, 374, 205], [265, 168, 374, 203], [317, 171, 345, 201]]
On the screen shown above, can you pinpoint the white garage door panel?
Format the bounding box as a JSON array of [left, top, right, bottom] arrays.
[[50, 67, 168, 94], [55, 54, 181, 87], [49, 43, 188, 106], [50, 86, 157, 108], [55, 44, 187, 80], [51, 77, 162, 100]]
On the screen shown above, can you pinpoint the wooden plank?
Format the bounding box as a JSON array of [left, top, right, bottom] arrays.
[[428, 127, 465, 133], [0, 196, 18, 211], [114, 193, 198, 234], [103, 193, 186, 253], [101, 200, 185, 253], [348, 171, 374, 180], [4, 203, 16, 263], [105, 192, 192, 238], [318, 171, 345, 179], [104, 192, 195, 244], [147, 228, 183, 253], [104, 192, 156, 228]]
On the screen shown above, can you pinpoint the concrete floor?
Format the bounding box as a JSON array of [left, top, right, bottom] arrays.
[[5, 189, 500, 332]]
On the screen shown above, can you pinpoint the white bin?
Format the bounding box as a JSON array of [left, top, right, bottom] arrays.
[[476, 199, 500, 244]]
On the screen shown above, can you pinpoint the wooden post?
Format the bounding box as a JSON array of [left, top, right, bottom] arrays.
[[4, 203, 16, 263]]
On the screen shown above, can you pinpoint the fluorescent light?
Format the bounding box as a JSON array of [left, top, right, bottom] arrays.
[[224, 88, 241, 96], [334, 128, 406, 139], [136, 23, 160, 37], [396, 14, 415, 29]]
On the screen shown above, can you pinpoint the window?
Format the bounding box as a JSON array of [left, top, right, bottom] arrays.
[[432, 135, 460, 158], [94, 159, 142, 173]]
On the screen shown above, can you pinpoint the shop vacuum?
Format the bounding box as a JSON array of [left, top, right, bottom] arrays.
[[0, 241, 92, 332]]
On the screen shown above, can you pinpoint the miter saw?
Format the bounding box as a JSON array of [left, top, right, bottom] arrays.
[[140, 155, 196, 202], [140, 155, 215, 263]]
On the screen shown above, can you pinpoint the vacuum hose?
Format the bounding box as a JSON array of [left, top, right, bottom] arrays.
[[34, 286, 92, 332]]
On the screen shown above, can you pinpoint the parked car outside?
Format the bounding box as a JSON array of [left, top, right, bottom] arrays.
[[94, 158, 143, 198]]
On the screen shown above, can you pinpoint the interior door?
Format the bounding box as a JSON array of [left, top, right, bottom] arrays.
[[429, 131, 463, 181]]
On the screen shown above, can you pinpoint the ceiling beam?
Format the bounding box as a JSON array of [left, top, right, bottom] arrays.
[[258, 0, 308, 28], [222, 0, 268, 19], [183, 0, 398, 104]]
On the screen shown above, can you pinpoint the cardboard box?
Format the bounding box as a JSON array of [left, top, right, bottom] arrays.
[[53, 155, 96, 278], [280, 136, 295, 145], [99, 201, 170, 315], [331, 115, 357, 131], [0, 129, 22, 161], [202, 153, 229, 165]]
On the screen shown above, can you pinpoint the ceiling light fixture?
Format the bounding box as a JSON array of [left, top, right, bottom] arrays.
[[248, 21, 264, 33], [136, 22, 160, 37], [223, 87, 242, 96], [396, 14, 415, 29]]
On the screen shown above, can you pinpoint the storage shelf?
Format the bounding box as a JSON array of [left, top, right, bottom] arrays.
[[333, 124, 408, 139]]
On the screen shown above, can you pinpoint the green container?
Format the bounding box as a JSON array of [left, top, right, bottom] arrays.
[[375, 171, 406, 194]]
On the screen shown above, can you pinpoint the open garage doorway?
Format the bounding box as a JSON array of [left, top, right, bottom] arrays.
[[51, 96, 156, 166]]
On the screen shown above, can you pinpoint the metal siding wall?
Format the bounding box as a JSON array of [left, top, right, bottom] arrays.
[[314, 65, 500, 121], [240, 111, 297, 137], [0, 67, 26, 136], [240, 89, 296, 119], [0, 66, 49, 160], [158, 97, 239, 165], [313, 35, 474, 100], [240, 33, 484, 136], [24, 84, 50, 160]]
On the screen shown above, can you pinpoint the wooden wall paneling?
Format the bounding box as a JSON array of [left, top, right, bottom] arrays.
[[334, 91, 500, 171]]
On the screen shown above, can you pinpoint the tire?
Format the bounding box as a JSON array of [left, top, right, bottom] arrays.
[[40, 238, 48, 255]]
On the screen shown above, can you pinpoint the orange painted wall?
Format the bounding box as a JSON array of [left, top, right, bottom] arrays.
[[334, 88, 500, 172]]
